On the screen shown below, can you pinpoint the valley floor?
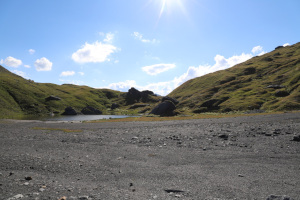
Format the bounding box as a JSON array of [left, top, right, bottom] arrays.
[[0, 113, 300, 199]]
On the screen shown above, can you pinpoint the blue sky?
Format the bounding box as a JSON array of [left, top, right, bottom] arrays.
[[1, 0, 299, 95]]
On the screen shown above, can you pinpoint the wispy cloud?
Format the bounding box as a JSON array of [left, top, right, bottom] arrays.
[[103, 32, 114, 43], [34, 57, 52, 71], [2, 56, 22, 68], [132, 32, 158, 44], [252, 45, 266, 56], [60, 71, 75, 77], [24, 65, 31, 68], [28, 49, 35, 55], [283, 43, 290, 47], [12, 70, 29, 79], [142, 63, 175, 75]]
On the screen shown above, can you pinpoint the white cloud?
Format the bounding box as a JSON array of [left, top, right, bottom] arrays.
[[251, 45, 267, 56], [34, 57, 53, 71], [2, 56, 22, 68], [72, 41, 118, 63], [105, 46, 266, 95], [142, 63, 175, 75], [133, 32, 158, 43], [0, 59, 3, 65], [78, 72, 84, 76], [283, 43, 290, 47], [24, 65, 31, 68], [12, 70, 29, 79], [103, 33, 114, 43], [29, 49, 35, 55], [60, 71, 75, 77], [106, 80, 137, 92]]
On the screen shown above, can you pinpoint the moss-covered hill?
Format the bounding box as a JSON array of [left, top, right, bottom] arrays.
[[0, 66, 129, 118], [169, 42, 300, 113]]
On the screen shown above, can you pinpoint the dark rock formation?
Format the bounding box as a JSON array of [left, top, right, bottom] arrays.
[[62, 107, 77, 115], [111, 103, 119, 110], [162, 96, 179, 105], [125, 87, 155, 105], [150, 100, 176, 116], [81, 106, 102, 115], [292, 135, 300, 142], [45, 95, 61, 101], [275, 90, 290, 97], [126, 87, 142, 105], [266, 194, 293, 200]]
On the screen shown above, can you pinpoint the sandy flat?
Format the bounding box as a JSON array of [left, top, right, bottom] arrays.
[[0, 113, 299, 200]]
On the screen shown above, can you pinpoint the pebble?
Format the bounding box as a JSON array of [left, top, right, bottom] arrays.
[[7, 194, 24, 200]]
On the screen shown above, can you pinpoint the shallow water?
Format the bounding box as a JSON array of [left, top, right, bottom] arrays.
[[23, 115, 136, 122]]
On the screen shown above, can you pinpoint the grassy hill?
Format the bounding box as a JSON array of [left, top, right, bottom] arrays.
[[169, 42, 300, 113], [0, 66, 128, 118]]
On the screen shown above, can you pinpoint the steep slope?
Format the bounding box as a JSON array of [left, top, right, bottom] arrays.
[[169, 42, 300, 113], [0, 66, 126, 118]]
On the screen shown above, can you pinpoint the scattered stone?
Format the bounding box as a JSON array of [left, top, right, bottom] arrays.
[[218, 134, 229, 140], [266, 194, 293, 200], [58, 197, 67, 200], [164, 189, 185, 193], [238, 174, 244, 177], [62, 106, 77, 115], [9, 172, 14, 176], [7, 194, 24, 200], [292, 135, 300, 142], [39, 188, 45, 192], [267, 85, 285, 89], [25, 176, 32, 181], [275, 90, 289, 97], [24, 182, 29, 186], [45, 95, 61, 101], [79, 196, 89, 200]]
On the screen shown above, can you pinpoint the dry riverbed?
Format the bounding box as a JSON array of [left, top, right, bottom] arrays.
[[0, 113, 299, 200]]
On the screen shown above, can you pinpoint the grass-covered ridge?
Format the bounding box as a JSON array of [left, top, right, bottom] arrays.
[[0, 66, 127, 118], [169, 42, 300, 113]]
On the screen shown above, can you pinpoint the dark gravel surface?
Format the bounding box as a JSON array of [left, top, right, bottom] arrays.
[[0, 113, 299, 200]]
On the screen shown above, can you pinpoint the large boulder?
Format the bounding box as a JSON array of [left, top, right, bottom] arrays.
[[162, 96, 179, 105], [62, 107, 77, 115], [150, 100, 176, 116], [81, 106, 102, 115]]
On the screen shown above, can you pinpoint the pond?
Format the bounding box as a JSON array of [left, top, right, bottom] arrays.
[[22, 115, 137, 122]]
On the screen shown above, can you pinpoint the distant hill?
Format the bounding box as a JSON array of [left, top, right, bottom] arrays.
[[169, 42, 300, 113], [0, 66, 160, 118]]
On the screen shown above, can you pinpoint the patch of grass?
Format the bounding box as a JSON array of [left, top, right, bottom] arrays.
[[32, 127, 82, 133]]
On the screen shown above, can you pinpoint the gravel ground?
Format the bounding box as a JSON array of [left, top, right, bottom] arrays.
[[0, 113, 299, 200]]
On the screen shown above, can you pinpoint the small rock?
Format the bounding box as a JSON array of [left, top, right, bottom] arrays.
[[25, 176, 32, 181], [292, 135, 300, 142], [7, 194, 24, 200], [266, 194, 293, 200], [79, 196, 89, 200], [238, 174, 244, 177], [24, 182, 29, 186], [39, 188, 45, 192], [58, 197, 67, 200], [218, 134, 229, 140]]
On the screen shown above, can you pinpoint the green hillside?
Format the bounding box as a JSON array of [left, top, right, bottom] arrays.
[[0, 66, 127, 118], [169, 42, 300, 113]]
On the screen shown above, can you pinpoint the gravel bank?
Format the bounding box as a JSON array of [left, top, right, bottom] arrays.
[[0, 113, 299, 199]]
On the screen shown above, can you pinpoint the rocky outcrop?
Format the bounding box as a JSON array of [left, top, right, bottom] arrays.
[[45, 95, 61, 101], [275, 90, 290, 97], [150, 96, 178, 116], [62, 107, 77, 115], [125, 87, 155, 105], [81, 106, 102, 115]]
